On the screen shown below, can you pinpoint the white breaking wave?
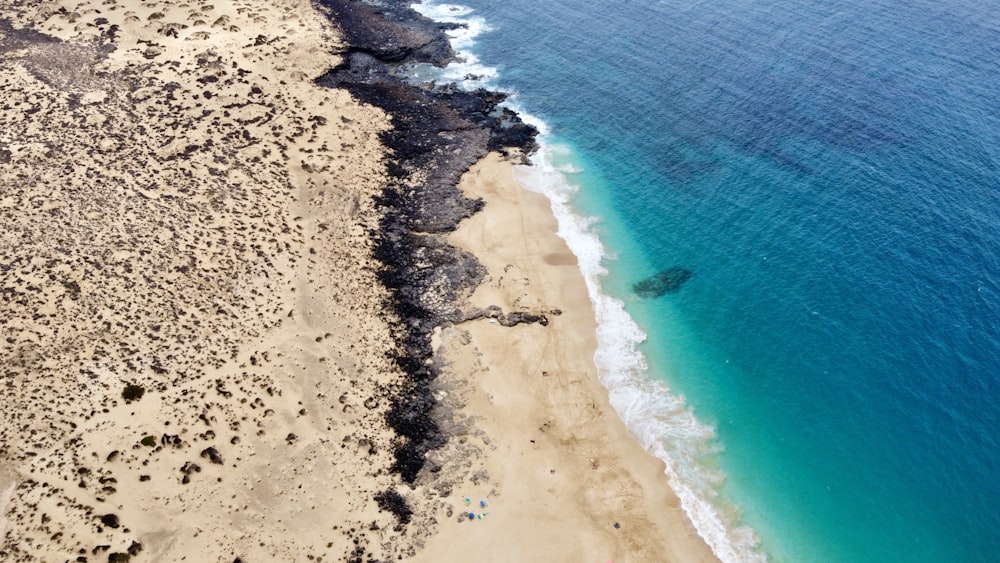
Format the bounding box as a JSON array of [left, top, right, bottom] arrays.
[[409, 1, 499, 89], [514, 147, 765, 563], [409, 2, 766, 561], [555, 163, 584, 174]]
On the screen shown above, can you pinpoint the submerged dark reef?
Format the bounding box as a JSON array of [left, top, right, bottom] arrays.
[[633, 267, 694, 298], [316, 0, 538, 485]]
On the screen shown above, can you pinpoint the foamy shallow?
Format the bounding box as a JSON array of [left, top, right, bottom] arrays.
[[410, 2, 766, 561], [409, 1, 498, 89], [514, 146, 764, 563]]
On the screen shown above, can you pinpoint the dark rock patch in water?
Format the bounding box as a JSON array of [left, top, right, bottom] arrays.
[[633, 268, 693, 298]]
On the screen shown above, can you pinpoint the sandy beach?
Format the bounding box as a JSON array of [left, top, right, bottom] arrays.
[[0, 0, 717, 561], [415, 153, 717, 562]]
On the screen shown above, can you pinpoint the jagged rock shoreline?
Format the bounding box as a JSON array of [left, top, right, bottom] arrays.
[[315, 0, 539, 484], [0, 0, 723, 559]]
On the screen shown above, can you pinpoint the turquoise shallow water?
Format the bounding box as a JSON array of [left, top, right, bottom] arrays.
[[411, 0, 1000, 560]]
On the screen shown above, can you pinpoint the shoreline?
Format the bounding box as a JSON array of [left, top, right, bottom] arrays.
[[317, 0, 539, 488], [1, 0, 413, 559], [416, 152, 718, 561], [317, 2, 721, 558], [1, 0, 718, 560]]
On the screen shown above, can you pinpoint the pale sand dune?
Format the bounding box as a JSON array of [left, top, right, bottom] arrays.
[[0, 0, 414, 560], [418, 153, 717, 562], [1, 0, 717, 561]]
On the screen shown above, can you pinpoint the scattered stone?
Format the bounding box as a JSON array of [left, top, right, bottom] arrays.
[[0, 1, 538, 561], [180, 462, 201, 476], [373, 488, 412, 526], [200, 447, 224, 465]]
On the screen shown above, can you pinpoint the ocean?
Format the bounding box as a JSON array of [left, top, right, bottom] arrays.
[[407, 0, 1000, 561]]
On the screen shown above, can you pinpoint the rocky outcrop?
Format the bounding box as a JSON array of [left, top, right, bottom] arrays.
[[316, 0, 538, 484], [318, 0, 455, 64], [457, 304, 560, 327]]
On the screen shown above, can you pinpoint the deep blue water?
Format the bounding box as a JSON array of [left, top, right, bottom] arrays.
[[412, 0, 1000, 560]]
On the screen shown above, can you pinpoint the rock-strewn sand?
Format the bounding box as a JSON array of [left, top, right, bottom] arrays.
[[0, 0, 418, 560], [0, 0, 718, 561]]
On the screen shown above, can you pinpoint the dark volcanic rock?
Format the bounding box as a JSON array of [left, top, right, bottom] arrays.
[[318, 0, 454, 64], [633, 268, 694, 298], [180, 461, 201, 475], [99, 513, 120, 529], [199, 446, 223, 465], [459, 305, 550, 327], [316, 0, 538, 484], [373, 488, 413, 525], [0, 19, 57, 56], [121, 383, 145, 402]]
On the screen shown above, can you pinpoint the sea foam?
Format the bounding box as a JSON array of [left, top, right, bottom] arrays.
[[409, 1, 498, 89], [514, 146, 765, 563], [410, 2, 765, 561]]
